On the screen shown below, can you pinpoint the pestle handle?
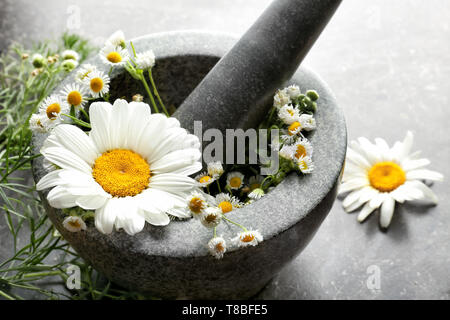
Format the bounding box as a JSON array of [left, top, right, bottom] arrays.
[[174, 0, 341, 133]]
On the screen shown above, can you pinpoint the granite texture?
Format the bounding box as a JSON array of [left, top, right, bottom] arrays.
[[31, 31, 346, 299], [1, 0, 449, 300]]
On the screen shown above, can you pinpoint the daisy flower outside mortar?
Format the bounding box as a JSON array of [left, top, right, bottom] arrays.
[[136, 50, 156, 70], [63, 216, 86, 233], [105, 30, 126, 48], [75, 64, 97, 83], [61, 49, 80, 61], [38, 94, 70, 129], [61, 83, 88, 109], [36, 99, 202, 235], [339, 131, 443, 228]]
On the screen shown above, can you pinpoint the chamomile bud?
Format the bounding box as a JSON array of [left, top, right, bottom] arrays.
[[61, 59, 78, 72], [31, 53, 46, 68]]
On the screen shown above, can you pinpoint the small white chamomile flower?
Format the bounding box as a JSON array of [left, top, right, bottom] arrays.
[[200, 207, 222, 228], [286, 120, 303, 136], [292, 138, 313, 160], [279, 144, 294, 160], [299, 113, 316, 131], [136, 50, 156, 69], [226, 171, 245, 190], [105, 30, 126, 48], [195, 171, 215, 187], [248, 175, 264, 191], [208, 236, 227, 259], [232, 229, 263, 248], [38, 94, 69, 124], [278, 104, 300, 125], [248, 188, 265, 200], [297, 156, 314, 174], [215, 193, 241, 214], [29, 113, 48, 133], [187, 191, 208, 218], [86, 70, 110, 98], [63, 216, 87, 232], [273, 89, 291, 109], [207, 161, 224, 179], [100, 45, 129, 67], [60, 83, 88, 108], [75, 64, 97, 83], [286, 84, 301, 99], [61, 50, 79, 61]]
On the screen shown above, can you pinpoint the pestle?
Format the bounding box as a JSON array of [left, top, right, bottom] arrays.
[[174, 0, 341, 136]]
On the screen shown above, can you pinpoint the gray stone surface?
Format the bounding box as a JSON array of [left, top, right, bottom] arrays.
[[31, 31, 346, 299], [1, 0, 449, 299]]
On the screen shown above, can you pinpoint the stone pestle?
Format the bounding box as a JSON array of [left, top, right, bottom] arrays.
[[174, 0, 342, 137]]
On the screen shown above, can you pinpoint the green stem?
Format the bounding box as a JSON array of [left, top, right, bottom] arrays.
[[216, 180, 222, 193], [222, 216, 248, 232], [148, 69, 169, 116], [213, 227, 217, 238], [79, 107, 90, 121], [61, 113, 91, 128], [140, 75, 160, 114]]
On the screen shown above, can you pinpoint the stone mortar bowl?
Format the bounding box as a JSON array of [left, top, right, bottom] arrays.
[[32, 31, 347, 299]]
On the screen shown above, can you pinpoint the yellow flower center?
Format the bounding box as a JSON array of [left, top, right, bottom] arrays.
[[92, 149, 150, 197], [218, 201, 233, 214], [189, 197, 204, 214], [68, 220, 81, 228], [204, 214, 217, 223], [368, 161, 406, 192], [229, 177, 242, 188], [199, 175, 211, 184], [67, 91, 82, 106], [215, 242, 225, 252], [241, 234, 255, 243], [90, 77, 104, 93], [288, 121, 301, 135], [107, 52, 122, 63], [46, 103, 61, 120], [294, 144, 307, 159]]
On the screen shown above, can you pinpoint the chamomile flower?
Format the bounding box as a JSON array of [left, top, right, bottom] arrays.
[[38, 94, 69, 124], [248, 175, 264, 191], [61, 50, 79, 61], [136, 50, 156, 70], [86, 70, 110, 98], [105, 30, 126, 48], [75, 64, 96, 83], [36, 99, 202, 235], [286, 120, 302, 136], [299, 113, 316, 131], [29, 113, 48, 133], [286, 85, 301, 99], [63, 216, 86, 232], [232, 229, 263, 248], [60, 83, 88, 109], [100, 45, 129, 67], [226, 171, 244, 190], [273, 89, 291, 109], [248, 188, 265, 200], [187, 190, 208, 218], [195, 171, 215, 187], [297, 156, 314, 174], [207, 161, 224, 179], [31, 53, 46, 68], [279, 144, 294, 160], [278, 104, 300, 125], [339, 131, 443, 228], [215, 193, 240, 214], [292, 139, 313, 160], [200, 207, 222, 228], [61, 59, 78, 72], [208, 236, 227, 259]]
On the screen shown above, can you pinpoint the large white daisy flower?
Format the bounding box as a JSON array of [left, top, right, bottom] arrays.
[[36, 99, 202, 235], [339, 131, 443, 228]]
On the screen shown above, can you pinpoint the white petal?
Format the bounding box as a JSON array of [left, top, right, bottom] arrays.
[[169, 162, 202, 176], [109, 99, 129, 149], [36, 169, 64, 190], [76, 194, 108, 210], [126, 102, 152, 151], [95, 199, 117, 234], [114, 198, 145, 235], [346, 148, 371, 169], [338, 177, 369, 195], [52, 125, 99, 166], [401, 158, 430, 171], [145, 128, 188, 163], [150, 149, 201, 174], [369, 191, 386, 209], [47, 186, 78, 208], [149, 173, 196, 192], [142, 210, 170, 226], [406, 180, 439, 204], [135, 113, 169, 156], [397, 131, 414, 162], [380, 196, 395, 228], [406, 169, 443, 181], [41, 147, 92, 174], [167, 207, 191, 218], [89, 102, 112, 153], [357, 137, 381, 164], [357, 202, 376, 222]]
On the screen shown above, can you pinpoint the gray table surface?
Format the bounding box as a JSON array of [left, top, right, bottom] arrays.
[[0, 0, 449, 299]]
